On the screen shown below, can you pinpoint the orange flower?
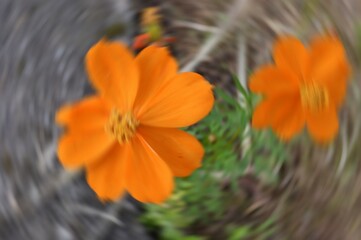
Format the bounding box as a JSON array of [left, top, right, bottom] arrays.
[[132, 33, 177, 50], [132, 7, 176, 50], [249, 35, 351, 143], [56, 39, 214, 203], [141, 7, 161, 26]]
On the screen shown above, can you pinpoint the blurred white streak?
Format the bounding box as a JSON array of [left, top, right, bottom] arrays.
[[180, 0, 250, 72], [237, 34, 247, 95], [262, 17, 295, 35], [173, 20, 218, 33], [348, 80, 361, 158], [236, 34, 252, 170], [325, 141, 335, 166], [337, 119, 348, 175], [35, 139, 57, 174], [89, 196, 129, 240], [66, 203, 124, 227]]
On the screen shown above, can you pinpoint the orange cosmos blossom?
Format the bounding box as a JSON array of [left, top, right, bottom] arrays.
[[132, 7, 176, 50], [249, 34, 351, 143], [56, 39, 214, 203]]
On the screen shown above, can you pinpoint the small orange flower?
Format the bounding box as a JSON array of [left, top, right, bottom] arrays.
[[249, 35, 351, 143], [141, 7, 161, 26], [132, 33, 176, 50], [132, 7, 176, 50], [56, 39, 214, 203]]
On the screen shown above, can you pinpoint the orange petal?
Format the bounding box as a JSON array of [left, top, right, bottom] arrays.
[[138, 126, 203, 177], [57, 129, 115, 169], [132, 33, 151, 50], [252, 99, 273, 128], [124, 134, 174, 203], [273, 36, 309, 77], [138, 72, 214, 128], [271, 98, 305, 140], [56, 95, 111, 132], [309, 35, 351, 107], [249, 65, 299, 96], [252, 93, 305, 140], [86, 144, 127, 201], [134, 46, 178, 115], [306, 106, 339, 143], [85, 39, 139, 112]]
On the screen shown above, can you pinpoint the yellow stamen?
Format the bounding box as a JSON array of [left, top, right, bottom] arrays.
[[105, 109, 139, 144], [300, 83, 329, 112]]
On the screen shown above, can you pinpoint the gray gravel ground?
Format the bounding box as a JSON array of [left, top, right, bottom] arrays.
[[0, 0, 151, 239]]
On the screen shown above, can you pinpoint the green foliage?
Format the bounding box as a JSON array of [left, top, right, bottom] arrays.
[[227, 214, 277, 240], [141, 76, 287, 239], [228, 226, 251, 240], [141, 190, 200, 240]]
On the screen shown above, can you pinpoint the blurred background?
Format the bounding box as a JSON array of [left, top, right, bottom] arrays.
[[1, 0, 361, 239]]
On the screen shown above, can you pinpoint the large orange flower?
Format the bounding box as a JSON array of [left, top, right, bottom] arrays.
[[249, 35, 351, 143], [56, 39, 214, 203]]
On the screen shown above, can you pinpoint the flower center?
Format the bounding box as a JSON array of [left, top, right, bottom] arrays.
[[300, 83, 329, 112], [105, 109, 139, 144]]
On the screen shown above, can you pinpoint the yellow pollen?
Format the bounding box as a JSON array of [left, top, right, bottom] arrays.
[[105, 109, 139, 144], [300, 83, 329, 112]]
